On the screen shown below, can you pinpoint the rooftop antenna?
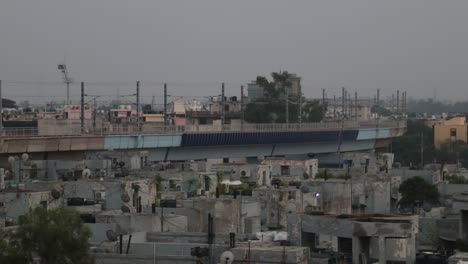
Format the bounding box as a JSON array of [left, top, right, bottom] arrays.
[[57, 63, 74, 105]]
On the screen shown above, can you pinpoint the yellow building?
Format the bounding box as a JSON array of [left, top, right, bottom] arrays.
[[434, 117, 468, 149]]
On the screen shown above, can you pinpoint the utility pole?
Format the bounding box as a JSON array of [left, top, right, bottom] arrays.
[[322, 89, 326, 106], [285, 87, 289, 124], [341, 87, 345, 119], [0, 80, 2, 136], [376, 89, 380, 107], [58, 64, 73, 105], [151, 95, 155, 112], [344, 89, 347, 118], [348, 92, 352, 119], [396, 90, 400, 114], [420, 132, 424, 168], [298, 91, 302, 124], [354, 92, 358, 120], [93, 97, 97, 132], [240, 85, 244, 129], [80, 82, 85, 134], [221, 83, 225, 126], [402, 91, 407, 114], [136, 81, 140, 132], [391, 94, 395, 113], [164, 83, 168, 128], [333, 95, 336, 119]]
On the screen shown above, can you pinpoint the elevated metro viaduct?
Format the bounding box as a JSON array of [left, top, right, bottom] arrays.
[[0, 121, 406, 166]]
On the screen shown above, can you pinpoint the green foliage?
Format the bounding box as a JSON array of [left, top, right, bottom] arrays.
[[30, 163, 38, 179], [455, 239, 468, 252], [398, 177, 440, 209], [392, 119, 435, 167], [315, 169, 330, 180], [445, 175, 468, 184], [0, 207, 94, 264], [154, 175, 165, 192], [245, 71, 325, 123], [436, 140, 468, 168], [371, 105, 393, 116], [315, 169, 348, 180]]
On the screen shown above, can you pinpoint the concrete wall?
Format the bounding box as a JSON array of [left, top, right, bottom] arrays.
[[158, 198, 241, 234], [253, 188, 302, 229], [302, 180, 352, 214], [434, 117, 468, 149], [95, 212, 187, 235], [0, 191, 63, 222], [438, 183, 468, 198], [63, 179, 156, 212]]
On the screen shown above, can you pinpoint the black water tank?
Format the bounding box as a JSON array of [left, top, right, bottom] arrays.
[[160, 199, 177, 208]]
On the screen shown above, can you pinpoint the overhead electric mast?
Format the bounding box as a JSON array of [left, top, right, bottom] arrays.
[[57, 64, 74, 105]]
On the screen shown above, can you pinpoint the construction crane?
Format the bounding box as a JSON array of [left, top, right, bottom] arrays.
[[57, 64, 73, 105]]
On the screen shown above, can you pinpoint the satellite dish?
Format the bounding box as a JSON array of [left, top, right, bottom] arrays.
[[300, 186, 310, 193], [106, 230, 118, 242], [8, 156, 15, 164], [286, 202, 297, 213], [221, 180, 231, 185], [220, 251, 235, 264], [21, 153, 29, 162], [121, 192, 130, 203], [230, 180, 242, 186], [51, 188, 61, 199], [82, 168, 91, 179], [445, 199, 453, 207], [121, 205, 131, 213]]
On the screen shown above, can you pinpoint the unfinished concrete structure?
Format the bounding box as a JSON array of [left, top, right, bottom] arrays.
[[253, 187, 302, 230], [63, 178, 156, 212], [92, 231, 310, 264], [0, 189, 63, 226], [153, 196, 261, 235], [288, 214, 418, 264]]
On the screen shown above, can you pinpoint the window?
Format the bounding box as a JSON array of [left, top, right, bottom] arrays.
[[223, 158, 229, 164], [281, 165, 290, 176], [450, 128, 457, 137]]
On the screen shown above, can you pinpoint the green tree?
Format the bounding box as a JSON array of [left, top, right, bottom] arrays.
[[245, 71, 325, 123], [0, 207, 94, 264], [392, 119, 435, 167], [436, 140, 468, 168], [398, 177, 440, 209]]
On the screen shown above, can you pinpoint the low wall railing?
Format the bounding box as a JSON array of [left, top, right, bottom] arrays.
[[1, 120, 406, 138]]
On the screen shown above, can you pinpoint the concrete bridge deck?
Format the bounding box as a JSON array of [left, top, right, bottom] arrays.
[[0, 121, 406, 158]]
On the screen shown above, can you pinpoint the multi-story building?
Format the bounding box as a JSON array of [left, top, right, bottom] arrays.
[[434, 117, 468, 149]]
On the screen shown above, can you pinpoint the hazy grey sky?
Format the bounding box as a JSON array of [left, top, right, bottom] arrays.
[[1, 0, 468, 102]]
